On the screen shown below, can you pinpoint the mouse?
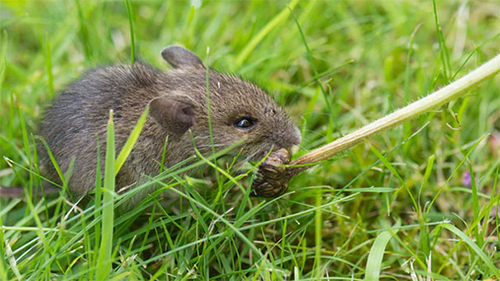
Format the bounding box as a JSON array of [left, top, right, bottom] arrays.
[[0, 46, 301, 206]]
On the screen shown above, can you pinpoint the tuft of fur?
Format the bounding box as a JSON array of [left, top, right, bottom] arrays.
[[39, 49, 301, 206]]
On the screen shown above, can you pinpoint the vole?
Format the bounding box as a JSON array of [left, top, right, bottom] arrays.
[[0, 46, 301, 206]]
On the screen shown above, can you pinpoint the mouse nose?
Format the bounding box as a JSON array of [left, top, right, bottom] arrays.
[[291, 125, 302, 145], [273, 124, 301, 153]]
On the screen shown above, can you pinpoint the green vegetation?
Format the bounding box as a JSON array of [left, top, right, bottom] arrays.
[[1, 0, 499, 280]]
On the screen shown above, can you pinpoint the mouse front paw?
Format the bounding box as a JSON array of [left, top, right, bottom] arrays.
[[251, 148, 292, 197]]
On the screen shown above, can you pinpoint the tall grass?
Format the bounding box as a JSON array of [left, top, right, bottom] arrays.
[[0, 0, 499, 280]]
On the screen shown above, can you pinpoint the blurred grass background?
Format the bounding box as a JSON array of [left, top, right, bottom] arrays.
[[0, 0, 499, 280]]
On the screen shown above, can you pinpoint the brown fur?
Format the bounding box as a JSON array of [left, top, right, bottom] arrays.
[[37, 46, 301, 206]]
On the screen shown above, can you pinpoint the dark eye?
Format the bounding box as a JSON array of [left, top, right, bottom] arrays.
[[234, 117, 256, 129]]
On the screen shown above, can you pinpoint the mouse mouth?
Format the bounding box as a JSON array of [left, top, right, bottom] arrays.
[[196, 140, 292, 166], [244, 143, 292, 164]]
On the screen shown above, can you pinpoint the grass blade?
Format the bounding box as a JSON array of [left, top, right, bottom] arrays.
[[432, 0, 451, 82], [369, 144, 418, 211], [467, 160, 482, 248], [44, 34, 54, 98], [313, 188, 323, 279], [75, 0, 92, 59], [441, 223, 500, 278], [115, 107, 149, 175], [96, 110, 116, 281], [364, 230, 394, 281], [235, 0, 299, 67], [124, 0, 135, 64], [0, 30, 6, 93]]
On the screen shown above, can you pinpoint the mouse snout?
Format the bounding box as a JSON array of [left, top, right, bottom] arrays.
[[272, 124, 301, 154], [291, 125, 302, 146], [290, 144, 300, 154]]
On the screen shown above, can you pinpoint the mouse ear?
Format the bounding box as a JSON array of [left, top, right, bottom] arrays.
[[161, 46, 204, 69], [149, 95, 195, 136]]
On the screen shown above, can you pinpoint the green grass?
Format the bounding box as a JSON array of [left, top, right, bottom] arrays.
[[1, 0, 500, 280]]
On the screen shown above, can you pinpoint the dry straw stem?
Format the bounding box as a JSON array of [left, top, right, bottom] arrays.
[[291, 54, 500, 170], [291, 54, 500, 173], [253, 54, 500, 196]]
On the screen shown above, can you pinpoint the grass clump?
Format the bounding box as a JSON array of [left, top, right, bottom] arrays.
[[1, 0, 499, 280]]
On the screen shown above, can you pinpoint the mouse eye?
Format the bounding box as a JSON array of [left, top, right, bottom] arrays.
[[234, 117, 256, 130]]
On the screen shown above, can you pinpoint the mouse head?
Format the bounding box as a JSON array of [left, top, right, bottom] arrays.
[[150, 45, 301, 162]]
